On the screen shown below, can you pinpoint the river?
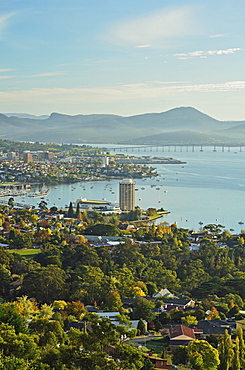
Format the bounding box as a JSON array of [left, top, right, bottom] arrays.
[[8, 145, 245, 233]]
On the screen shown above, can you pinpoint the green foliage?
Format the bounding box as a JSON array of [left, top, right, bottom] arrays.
[[103, 291, 123, 311], [67, 202, 74, 218], [0, 246, 13, 267], [4, 205, 245, 369], [223, 293, 244, 308], [29, 318, 65, 347], [9, 232, 33, 249], [0, 265, 12, 299], [237, 327, 245, 366], [131, 296, 156, 322], [75, 203, 80, 219], [232, 336, 241, 370], [21, 265, 68, 303], [0, 323, 39, 360], [181, 315, 198, 327], [140, 356, 155, 370], [137, 318, 146, 335], [172, 345, 189, 365], [115, 343, 145, 370], [84, 223, 121, 236], [0, 303, 28, 334], [219, 330, 234, 370], [187, 340, 220, 370], [227, 304, 240, 317]]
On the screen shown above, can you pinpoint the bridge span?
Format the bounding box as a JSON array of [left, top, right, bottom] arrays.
[[105, 145, 244, 153]]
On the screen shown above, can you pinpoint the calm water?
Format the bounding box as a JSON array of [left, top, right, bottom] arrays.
[[12, 145, 245, 233]]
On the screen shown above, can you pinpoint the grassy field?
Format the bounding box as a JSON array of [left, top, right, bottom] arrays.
[[8, 248, 41, 258]]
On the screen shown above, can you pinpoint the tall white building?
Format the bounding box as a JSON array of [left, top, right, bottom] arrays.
[[101, 156, 109, 167], [119, 178, 135, 211]]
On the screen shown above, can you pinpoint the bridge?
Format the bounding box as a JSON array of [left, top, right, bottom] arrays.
[[104, 145, 245, 153]]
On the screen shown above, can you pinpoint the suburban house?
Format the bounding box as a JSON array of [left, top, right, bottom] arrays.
[[96, 311, 120, 320], [195, 319, 235, 336], [158, 298, 195, 313], [152, 288, 176, 299], [93, 311, 147, 332], [168, 325, 203, 350], [122, 296, 195, 313], [143, 353, 175, 369]]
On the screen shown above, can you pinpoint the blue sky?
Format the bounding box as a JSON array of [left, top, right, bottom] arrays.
[[0, 0, 245, 120]]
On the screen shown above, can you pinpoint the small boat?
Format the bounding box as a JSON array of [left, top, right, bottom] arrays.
[[238, 221, 244, 225]]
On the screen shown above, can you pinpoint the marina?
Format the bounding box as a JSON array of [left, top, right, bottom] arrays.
[[1, 145, 245, 233]]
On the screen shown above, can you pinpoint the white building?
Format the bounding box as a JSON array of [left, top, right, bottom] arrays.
[[119, 179, 135, 211], [101, 156, 109, 167], [75, 197, 121, 214]]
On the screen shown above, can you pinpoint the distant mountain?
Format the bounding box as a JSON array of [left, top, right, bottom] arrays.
[[124, 130, 239, 146], [4, 113, 49, 119], [0, 107, 244, 145]]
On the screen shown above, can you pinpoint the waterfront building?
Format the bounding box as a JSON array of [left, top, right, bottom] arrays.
[[23, 152, 33, 163], [101, 156, 109, 167], [75, 197, 121, 214], [7, 152, 18, 161], [119, 178, 135, 211]]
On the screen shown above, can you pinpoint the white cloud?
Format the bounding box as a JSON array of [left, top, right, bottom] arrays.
[[0, 13, 15, 36], [174, 48, 242, 59], [173, 81, 245, 92], [106, 7, 197, 47], [0, 68, 15, 72], [135, 45, 151, 49], [0, 75, 15, 80], [209, 34, 225, 38], [1, 81, 245, 107], [206, 48, 241, 55], [23, 71, 66, 78]]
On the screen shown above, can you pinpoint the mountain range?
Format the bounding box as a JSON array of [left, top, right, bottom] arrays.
[[2, 107, 245, 145]]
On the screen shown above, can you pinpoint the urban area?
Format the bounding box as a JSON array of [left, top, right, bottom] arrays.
[[0, 140, 244, 370]]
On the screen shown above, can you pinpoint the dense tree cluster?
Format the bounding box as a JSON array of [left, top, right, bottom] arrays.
[[0, 301, 149, 369], [1, 205, 245, 367]]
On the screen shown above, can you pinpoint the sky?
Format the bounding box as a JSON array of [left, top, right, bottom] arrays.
[[0, 0, 245, 121]]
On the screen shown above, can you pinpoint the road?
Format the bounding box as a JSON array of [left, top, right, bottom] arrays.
[[128, 334, 163, 347]]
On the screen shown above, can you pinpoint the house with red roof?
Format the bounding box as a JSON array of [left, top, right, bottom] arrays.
[[168, 325, 203, 350]]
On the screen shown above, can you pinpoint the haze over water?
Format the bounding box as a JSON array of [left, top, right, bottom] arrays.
[[94, 145, 245, 233], [11, 145, 245, 234]]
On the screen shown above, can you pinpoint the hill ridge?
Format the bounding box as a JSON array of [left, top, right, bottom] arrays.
[[0, 107, 245, 145]]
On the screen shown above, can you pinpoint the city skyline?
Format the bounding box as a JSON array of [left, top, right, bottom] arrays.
[[0, 1, 245, 121]]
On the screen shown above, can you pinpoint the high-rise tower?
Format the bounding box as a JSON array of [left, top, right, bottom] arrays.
[[119, 179, 135, 211]]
